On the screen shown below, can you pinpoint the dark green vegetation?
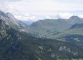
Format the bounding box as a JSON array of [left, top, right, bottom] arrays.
[[57, 23, 83, 47], [0, 18, 83, 60]]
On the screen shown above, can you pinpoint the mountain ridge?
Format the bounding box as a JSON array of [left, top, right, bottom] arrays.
[[27, 15, 83, 48], [0, 10, 28, 32]]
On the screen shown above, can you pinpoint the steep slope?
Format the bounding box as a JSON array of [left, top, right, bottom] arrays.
[[0, 10, 28, 32], [56, 23, 83, 47], [0, 17, 83, 60], [70, 23, 83, 29], [59, 35, 83, 48]]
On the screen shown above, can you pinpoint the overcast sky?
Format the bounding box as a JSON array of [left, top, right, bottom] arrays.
[[0, 0, 83, 21]]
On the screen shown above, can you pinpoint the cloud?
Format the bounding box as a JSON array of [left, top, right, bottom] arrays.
[[14, 14, 37, 21], [5, 4, 21, 15], [44, 13, 73, 19], [0, 3, 38, 21], [56, 13, 73, 19], [0, 0, 83, 21], [46, 16, 52, 19], [54, 0, 83, 3], [0, 0, 21, 2], [10, 0, 83, 16], [78, 15, 83, 18]]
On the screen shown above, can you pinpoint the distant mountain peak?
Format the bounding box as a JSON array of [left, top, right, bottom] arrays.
[[70, 23, 83, 29], [69, 16, 80, 20]]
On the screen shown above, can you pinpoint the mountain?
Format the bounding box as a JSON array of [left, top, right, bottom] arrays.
[[27, 19, 71, 38], [28, 19, 70, 31], [0, 10, 28, 32], [68, 16, 83, 24], [27, 16, 83, 48], [0, 11, 83, 60], [27, 16, 83, 38], [70, 23, 83, 29]]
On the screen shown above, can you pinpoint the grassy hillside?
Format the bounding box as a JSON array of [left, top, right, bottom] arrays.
[[28, 19, 71, 38], [27, 16, 83, 39]]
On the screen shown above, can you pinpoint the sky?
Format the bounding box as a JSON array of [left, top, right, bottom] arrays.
[[0, 0, 83, 21]]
